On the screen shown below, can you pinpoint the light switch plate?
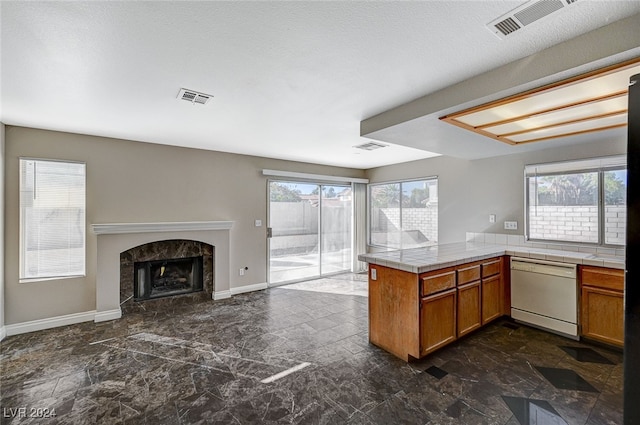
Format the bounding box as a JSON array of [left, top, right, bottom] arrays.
[[489, 214, 496, 223], [504, 221, 518, 230], [255, 219, 262, 227], [371, 268, 377, 280]]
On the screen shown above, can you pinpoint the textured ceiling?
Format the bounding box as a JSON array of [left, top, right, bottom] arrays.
[[2, 1, 640, 169]]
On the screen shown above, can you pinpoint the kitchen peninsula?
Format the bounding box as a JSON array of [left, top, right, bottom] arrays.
[[358, 240, 624, 362]]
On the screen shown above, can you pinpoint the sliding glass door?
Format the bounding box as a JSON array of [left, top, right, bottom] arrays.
[[268, 181, 352, 285], [268, 181, 320, 283]]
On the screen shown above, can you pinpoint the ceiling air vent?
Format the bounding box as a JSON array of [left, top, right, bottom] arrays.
[[354, 141, 388, 151], [177, 88, 213, 105], [487, 0, 577, 39], [494, 17, 521, 36]]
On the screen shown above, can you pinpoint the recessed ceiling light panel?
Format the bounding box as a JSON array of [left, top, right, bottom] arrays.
[[440, 58, 640, 146]]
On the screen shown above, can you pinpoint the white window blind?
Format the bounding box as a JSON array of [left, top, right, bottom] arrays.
[[525, 155, 626, 176], [20, 159, 86, 280]]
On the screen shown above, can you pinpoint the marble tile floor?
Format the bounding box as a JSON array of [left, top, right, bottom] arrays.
[[279, 273, 368, 297], [0, 274, 623, 425]]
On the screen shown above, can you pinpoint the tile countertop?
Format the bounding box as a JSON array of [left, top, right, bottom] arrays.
[[357, 242, 625, 275]]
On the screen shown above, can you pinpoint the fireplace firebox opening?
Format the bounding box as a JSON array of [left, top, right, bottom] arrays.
[[134, 256, 203, 301]]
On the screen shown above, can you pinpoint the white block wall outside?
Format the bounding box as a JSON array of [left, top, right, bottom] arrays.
[[529, 206, 625, 244]]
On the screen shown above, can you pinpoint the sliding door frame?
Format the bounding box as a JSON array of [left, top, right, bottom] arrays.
[[267, 178, 352, 286]]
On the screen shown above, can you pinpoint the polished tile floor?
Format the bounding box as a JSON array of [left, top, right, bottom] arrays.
[[0, 273, 623, 424]]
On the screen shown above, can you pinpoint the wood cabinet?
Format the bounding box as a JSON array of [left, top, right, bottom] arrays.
[[482, 275, 502, 324], [481, 258, 503, 325], [420, 267, 458, 356], [421, 289, 457, 356], [457, 281, 481, 337], [457, 263, 481, 285], [454, 261, 481, 339], [368, 256, 506, 361], [421, 268, 456, 296], [580, 266, 624, 347], [368, 265, 420, 361], [481, 259, 501, 280]]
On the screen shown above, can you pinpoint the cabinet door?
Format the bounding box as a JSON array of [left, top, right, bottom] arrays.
[[581, 286, 624, 347], [457, 281, 481, 337], [420, 289, 457, 356], [482, 274, 502, 324]]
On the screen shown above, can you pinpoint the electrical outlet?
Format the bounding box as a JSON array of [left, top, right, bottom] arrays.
[[255, 219, 262, 227], [504, 221, 518, 230], [489, 214, 496, 223]]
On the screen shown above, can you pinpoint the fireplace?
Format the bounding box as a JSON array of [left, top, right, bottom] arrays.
[[120, 239, 214, 313], [134, 256, 203, 301]]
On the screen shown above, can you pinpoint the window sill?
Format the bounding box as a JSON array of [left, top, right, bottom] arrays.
[[19, 274, 86, 284]]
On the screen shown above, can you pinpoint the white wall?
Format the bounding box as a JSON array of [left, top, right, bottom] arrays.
[[4, 126, 365, 325], [365, 138, 627, 245]]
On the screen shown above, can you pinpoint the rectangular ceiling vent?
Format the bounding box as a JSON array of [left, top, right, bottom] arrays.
[[354, 141, 388, 151], [487, 0, 577, 39], [177, 88, 213, 105]]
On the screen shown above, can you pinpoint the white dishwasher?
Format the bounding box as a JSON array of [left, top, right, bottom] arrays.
[[510, 257, 578, 338]]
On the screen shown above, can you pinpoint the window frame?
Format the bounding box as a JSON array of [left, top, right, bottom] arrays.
[[524, 156, 626, 247], [367, 176, 438, 250], [19, 157, 87, 282]]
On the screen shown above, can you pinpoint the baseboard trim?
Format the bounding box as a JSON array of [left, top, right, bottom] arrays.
[[213, 290, 232, 300], [5, 310, 97, 336], [94, 308, 122, 323], [231, 282, 268, 295], [0, 326, 6, 341]]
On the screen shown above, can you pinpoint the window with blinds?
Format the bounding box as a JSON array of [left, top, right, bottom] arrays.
[[19, 158, 86, 280]]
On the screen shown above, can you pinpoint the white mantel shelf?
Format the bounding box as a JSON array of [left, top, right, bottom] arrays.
[[91, 221, 234, 235]]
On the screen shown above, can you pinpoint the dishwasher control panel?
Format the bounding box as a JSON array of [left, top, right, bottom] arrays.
[[510, 257, 576, 278]]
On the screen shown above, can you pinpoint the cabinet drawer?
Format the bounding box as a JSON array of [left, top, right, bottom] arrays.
[[482, 258, 501, 278], [420, 268, 456, 296], [457, 264, 480, 285], [581, 266, 624, 292]]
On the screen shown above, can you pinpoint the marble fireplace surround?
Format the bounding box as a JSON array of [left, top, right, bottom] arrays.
[[92, 221, 233, 322]]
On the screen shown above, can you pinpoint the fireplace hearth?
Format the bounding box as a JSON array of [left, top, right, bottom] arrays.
[[134, 256, 203, 301]]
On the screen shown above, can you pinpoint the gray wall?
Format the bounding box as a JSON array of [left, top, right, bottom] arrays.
[[3, 125, 629, 325], [365, 138, 627, 245], [4, 126, 365, 325]]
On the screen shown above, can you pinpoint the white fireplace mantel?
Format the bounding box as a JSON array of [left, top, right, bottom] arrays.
[[91, 221, 234, 235]]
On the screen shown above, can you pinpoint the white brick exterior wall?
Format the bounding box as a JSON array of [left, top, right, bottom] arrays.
[[371, 205, 438, 247], [529, 206, 625, 245]]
